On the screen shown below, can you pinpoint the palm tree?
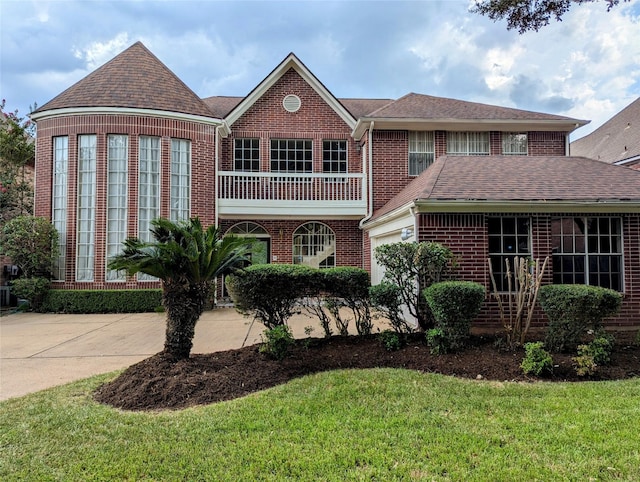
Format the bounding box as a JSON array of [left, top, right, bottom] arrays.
[[108, 217, 251, 360]]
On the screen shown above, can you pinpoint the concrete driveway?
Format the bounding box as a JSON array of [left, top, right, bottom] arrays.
[[0, 308, 315, 401]]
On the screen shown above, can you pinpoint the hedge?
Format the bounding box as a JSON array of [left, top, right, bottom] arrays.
[[40, 289, 163, 314]]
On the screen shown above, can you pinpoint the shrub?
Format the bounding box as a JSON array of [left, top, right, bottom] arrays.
[[573, 330, 616, 376], [539, 285, 622, 352], [379, 330, 403, 352], [40, 289, 162, 313], [370, 282, 414, 334], [10, 277, 50, 311], [0, 215, 58, 278], [322, 267, 372, 335], [259, 325, 295, 360], [521, 342, 553, 376], [226, 264, 316, 329], [423, 281, 485, 351], [426, 328, 448, 355], [374, 241, 455, 330]]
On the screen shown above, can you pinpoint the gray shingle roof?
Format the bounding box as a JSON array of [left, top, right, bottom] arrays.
[[571, 98, 640, 165], [366, 93, 583, 121], [34, 42, 216, 118], [372, 155, 640, 220]]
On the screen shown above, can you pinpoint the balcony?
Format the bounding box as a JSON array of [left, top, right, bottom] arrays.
[[217, 171, 367, 219]]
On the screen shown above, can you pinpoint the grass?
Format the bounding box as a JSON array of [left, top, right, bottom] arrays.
[[1, 369, 639, 481]]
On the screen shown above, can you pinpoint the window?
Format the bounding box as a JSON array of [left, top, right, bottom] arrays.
[[106, 135, 128, 281], [52, 136, 68, 281], [488, 217, 531, 291], [446, 132, 490, 155], [270, 139, 312, 172], [322, 140, 347, 173], [409, 131, 435, 175], [293, 222, 335, 268], [138, 136, 160, 281], [234, 138, 260, 171], [552, 217, 623, 291], [76, 135, 97, 281], [170, 139, 190, 221], [502, 133, 528, 155]]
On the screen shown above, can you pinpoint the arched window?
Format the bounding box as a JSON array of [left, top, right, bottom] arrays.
[[227, 222, 270, 265], [293, 222, 335, 268]]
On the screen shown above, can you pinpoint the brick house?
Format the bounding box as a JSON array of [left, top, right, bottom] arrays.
[[31, 42, 640, 329]]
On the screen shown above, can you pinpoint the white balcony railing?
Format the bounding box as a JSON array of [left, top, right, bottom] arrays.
[[217, 171, 367, 218]]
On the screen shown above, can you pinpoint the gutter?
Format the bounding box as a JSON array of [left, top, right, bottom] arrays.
[[358, 121, 375, 228]]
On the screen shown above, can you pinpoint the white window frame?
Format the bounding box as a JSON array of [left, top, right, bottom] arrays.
[[52, 136, 68, 281], [76, 135, 97, 282], [270, 139, 313, 173], [502, 132, 528, 155], [138, 136, 161, 281], [447, 132, 490, 155], [322, 140, 348, 174], [551, 217, 624, 291], [293, 222, 336, 268], [170, 138, 191, 221], [105, 135, 128, 281], [488, 216, 532, 292], [234, 138, 260, 172], [408, 131, 435, 176]]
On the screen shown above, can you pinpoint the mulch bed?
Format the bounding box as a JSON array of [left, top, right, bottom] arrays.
[[94, 331, 640, 411]]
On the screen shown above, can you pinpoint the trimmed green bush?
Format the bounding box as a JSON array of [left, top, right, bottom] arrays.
[[539, 284, 622, 352], [10, 277, 50, 311], [322, 267, 372, 335], [423, 281, 485, 352], [521, 342, 553, 376], [40, 289, 162, 313], [226, 264, 317, 328], [259, 325, 295, 360], [370, 282, 414, 334]]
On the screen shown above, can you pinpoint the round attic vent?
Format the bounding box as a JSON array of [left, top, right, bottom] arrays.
[[283, 94, 301, 112]]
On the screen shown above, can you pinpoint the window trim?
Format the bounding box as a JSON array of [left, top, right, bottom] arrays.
[[322, 139, 348, 174], [137, 135, 161, 282], [170, 138, 191, 222], [234, 138, 260, 172], [270, 139, 313, 173], [408, 131, 435, 176]]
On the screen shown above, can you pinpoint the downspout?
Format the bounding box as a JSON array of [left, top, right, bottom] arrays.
[[358, 120, 375, 228], [214, 125, 220, 228], [565, 131, 570, 156]]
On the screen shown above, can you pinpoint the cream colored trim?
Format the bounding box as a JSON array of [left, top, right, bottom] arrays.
[[225, 54, 356, 129], [412, 200, 640, 214], [352, 118, 588, 140], [30, 106, 225, 127]]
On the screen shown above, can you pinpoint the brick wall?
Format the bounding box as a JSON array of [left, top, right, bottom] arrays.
[[35, 113, 216, 290], [416, 212, 640, 332]]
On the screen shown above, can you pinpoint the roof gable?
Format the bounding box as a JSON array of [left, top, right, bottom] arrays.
[[571, 97, 640, 165], [34, 42, 216, 119], [225, 53, 356, 128]]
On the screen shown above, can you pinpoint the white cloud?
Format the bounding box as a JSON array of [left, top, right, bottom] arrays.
[[72, 32, 131, 70]]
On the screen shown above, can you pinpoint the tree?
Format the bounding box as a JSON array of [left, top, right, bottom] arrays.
[[108, 217, 252, 360], [472, 0, 626, 33], [374, 241, 455, 330], [0, 100, 35, 223]]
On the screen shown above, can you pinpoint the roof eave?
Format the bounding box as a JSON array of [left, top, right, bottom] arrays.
[[352, 118, 589, 139], [413, 199, 640, 214], [31, 106, 224, 126]]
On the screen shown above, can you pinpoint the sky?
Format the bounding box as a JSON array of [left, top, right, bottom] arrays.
[[1, 0, 639, 140]]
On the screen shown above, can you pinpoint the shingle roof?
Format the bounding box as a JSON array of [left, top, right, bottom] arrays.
[[203, 96, 394, 119], [366, 93, 582, 121], [34, 42, 216, 118], [371, 155, 640, 220], [571, 97, 640, 165]]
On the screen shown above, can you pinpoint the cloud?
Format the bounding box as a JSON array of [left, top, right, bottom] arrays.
[[72, 32, 131, 70]]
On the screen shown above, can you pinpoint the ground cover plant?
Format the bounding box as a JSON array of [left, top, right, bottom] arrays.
[[2, 365, 640, 481]]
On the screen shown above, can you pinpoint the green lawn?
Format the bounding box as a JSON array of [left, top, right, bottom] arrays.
[[1, 369, 639, 481]]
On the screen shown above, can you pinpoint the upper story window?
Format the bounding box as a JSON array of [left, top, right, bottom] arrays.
[[502, 133, 528, 155], [409, 131, 435, 176], [488, 216, 531, 291], [170, 138, 190, 221], [447, 132, 490, 155], [76, 134, 97, 282], [322, 140, 347, 173], [106, 135, 128, 282], [234, 138, 260, 171], [551, 217, 623, 291], [270, 139, 312, 173]]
